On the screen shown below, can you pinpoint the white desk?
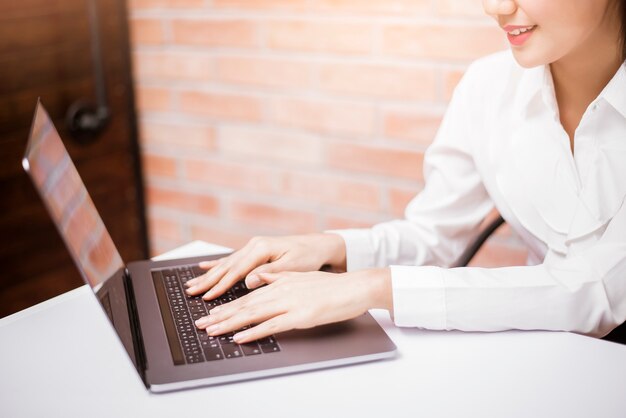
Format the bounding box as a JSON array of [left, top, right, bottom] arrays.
[[2, 241, 626, 418]]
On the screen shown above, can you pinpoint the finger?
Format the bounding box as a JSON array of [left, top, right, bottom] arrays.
[[185, 263, 230, 295], [233, 314, 294, 344], [245, 263, 287, 289], [187, 244, 259, 296], [185, 259, 225, 288], [198, 259, 222, 270], [201, 247, 276, 300], [202, 303, 285, 337], [204, 283, 275, 320]]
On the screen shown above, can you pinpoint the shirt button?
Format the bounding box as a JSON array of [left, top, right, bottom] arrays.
[[591, 104, 598, 112]]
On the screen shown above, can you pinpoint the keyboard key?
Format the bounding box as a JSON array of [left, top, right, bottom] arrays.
[[201, 339, 220, 349], [203, 346, 224, 361], [184, 346, 202, 356], [189, 306, 207, 314], [219, 335, 235, 345], [256, 336, 277, 345], [186, 354, 204, 364], [260, 343, 281, 353], [221, 343, 243, 359], [241, 343, 261, 356]]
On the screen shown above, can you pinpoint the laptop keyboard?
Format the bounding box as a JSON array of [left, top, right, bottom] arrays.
[[153, 265, 280, 365]]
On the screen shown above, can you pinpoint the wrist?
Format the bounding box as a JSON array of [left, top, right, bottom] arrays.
[[319, 233, 347, 272], [349, 268, 393, 312]]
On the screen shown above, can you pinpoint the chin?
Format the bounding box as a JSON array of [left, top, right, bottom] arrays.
[[510, 49, 549, 69]]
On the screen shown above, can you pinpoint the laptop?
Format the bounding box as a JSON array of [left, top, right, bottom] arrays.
[[22, 100, 397, 393]]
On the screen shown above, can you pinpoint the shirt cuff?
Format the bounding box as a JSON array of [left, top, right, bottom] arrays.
[[325, 229, 378, 272], [390, 265, 447, 330]]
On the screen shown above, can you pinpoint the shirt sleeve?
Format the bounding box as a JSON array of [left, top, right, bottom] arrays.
[[329, 63, 494, 271], [391, 199, 626, 337]]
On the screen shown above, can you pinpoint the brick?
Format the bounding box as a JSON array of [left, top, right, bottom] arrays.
[[311, 0, 431, 14], [129, 0, 205, 9], [179, 91, 262, 122], [190, 224, 252, 249], [129, 0, 520, 258], [328, 142, 424, 180], [281, 172, 381, 211], [218, 126, 323, 166], [215, 56, 311, 89], [266, 20, 372, 54], [146, 186, 220, 216], [171, 19, 257, 48], [184, 158, 278, 194], [436, 0, 487, 17], [318, 63, 436, 101], [212, 0, 308, 10], [324, 215, 375, 230], [133, 51, 212, 82], [383, 110, 442, 145], [444, 68, 466, 101], [135, 86, 171, 112], [150, 240, 181, 258], [143, 153, 177, 178], [230, 201, 317, 233], [269, 97, 376, 137], [129, 18, 163, 46], [147, 214, 183, 242], [383, 23, 507, 60], [389, 186, 421, 217], [139, 121, 215, 150]]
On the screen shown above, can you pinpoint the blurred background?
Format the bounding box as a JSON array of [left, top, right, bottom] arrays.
[[0, 0, 527, 317]]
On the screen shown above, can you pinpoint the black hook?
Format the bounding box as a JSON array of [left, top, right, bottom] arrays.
[[66, 0, 110, 144]]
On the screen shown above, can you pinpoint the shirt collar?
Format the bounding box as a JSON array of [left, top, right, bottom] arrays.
[[514, 60, 626, 120], [598, 61, 626, 119], [513, 63, 554, 119]]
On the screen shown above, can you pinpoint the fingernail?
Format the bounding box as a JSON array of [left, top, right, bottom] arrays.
[[233, 331, 249, 343], [202, 292, 214, 300], [184, 279, 195, 287], [206, 324, 220, 335], [195, 317, 210, 327], [246, 274, 261, 288], [209, 306, 221, 314], [186, 287, 196, 294]]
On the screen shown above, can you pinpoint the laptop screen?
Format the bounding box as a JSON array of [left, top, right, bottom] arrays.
[[22, 100, 141, 373], [22, 102, 125, 290]]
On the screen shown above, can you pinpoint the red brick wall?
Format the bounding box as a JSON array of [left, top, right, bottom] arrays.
[[129, 0, 528, 267]]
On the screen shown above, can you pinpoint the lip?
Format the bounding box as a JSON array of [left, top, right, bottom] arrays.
[[503, 25, 536, 47]]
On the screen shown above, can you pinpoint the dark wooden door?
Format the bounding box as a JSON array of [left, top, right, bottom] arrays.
[[0, 0, 147, 317]]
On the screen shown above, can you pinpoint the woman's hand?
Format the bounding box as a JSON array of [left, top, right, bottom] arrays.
[[194, 268, 393, 344], [185, 233, 346, 300]]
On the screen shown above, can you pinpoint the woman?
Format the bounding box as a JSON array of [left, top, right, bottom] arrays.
[[187, 0, 626, 344]]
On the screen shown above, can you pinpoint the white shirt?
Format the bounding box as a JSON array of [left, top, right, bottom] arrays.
[[331, 50, 626, 337]]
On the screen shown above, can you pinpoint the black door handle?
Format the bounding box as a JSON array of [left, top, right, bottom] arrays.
[[66, 0, 110, 143]]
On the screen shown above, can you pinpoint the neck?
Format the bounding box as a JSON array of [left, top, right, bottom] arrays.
[[551, 18, 623, 111]]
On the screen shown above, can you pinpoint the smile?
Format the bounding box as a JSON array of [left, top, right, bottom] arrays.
[[504, 25, 537, 46], [507, 26, 536, 36]]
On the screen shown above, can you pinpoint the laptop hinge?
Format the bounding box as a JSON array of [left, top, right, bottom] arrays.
[[123, 268, 148, 387]]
